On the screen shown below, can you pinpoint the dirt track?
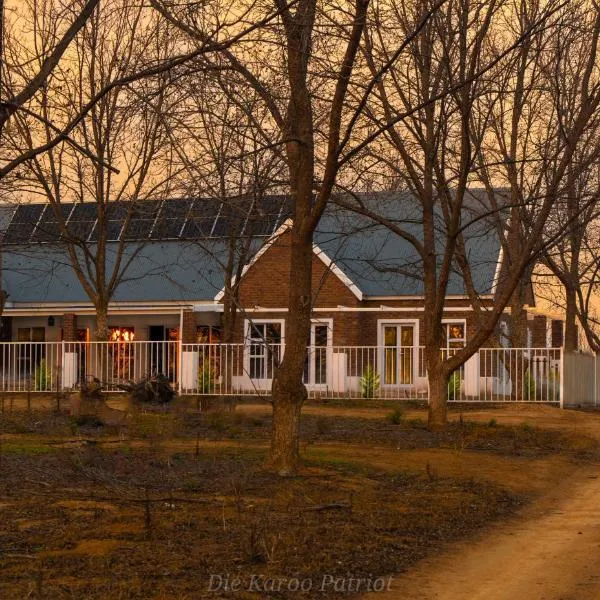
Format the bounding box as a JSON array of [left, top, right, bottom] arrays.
[[365, 464, 600, 600]]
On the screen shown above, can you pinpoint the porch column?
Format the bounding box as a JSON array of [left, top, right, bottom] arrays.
[[181, 310, 197, 343], [180, 310, 198, 391], [531, 316, 547, 348], [62, 313, 77, 341], [62, 313, 78, 390]]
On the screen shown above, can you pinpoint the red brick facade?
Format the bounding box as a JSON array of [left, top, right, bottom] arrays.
[[233, 231, 496, 348], [62, 313, 77, 342], [181, 310, 197, 344]]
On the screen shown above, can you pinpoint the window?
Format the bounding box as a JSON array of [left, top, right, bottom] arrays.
[[304, 321, 332, 386], [443, 322, 466, 351], [246, 321, 283, 379], [196, 325, 222, 344], [382, 324, 415, 385], [109, 327, 135, 380], [17, 327, 46, 373]]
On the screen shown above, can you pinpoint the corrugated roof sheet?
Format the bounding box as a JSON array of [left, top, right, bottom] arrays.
[[0, 190, 504, 303]]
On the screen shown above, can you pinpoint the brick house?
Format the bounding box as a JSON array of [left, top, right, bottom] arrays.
[[0, 195, 564, 395]]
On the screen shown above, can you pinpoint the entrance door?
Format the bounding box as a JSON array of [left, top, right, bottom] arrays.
[[382, 324, 415, 385], [304, 323, 331, 386]]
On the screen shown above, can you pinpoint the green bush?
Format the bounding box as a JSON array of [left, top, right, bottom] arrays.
[[360, 365, 380, 399], [34, 359, 50, 391], [447, 371, 461, 400], [387, 407, 404, 425], [524, 371, 537, 400]]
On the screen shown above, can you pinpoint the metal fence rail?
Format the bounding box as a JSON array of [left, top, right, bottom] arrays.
[[0, 340, 563, 403], [179, 343, 562, 403]]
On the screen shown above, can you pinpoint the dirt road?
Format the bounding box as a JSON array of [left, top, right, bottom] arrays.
[[365, 466, 600, 600]]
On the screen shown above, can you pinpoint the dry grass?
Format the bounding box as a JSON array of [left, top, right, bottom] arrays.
[[1, 401, 599, 599], [0, 443, 520, 599]]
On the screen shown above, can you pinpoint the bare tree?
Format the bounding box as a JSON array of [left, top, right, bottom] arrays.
[[152, 0, 384, 474], [4, 0, 182, 340], [160, 72, 286, 343], [344, 0, 600, 428]]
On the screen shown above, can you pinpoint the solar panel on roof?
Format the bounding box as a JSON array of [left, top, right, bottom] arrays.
[[150, 198, 190, 240], [180, 218, 215, 239], [123, 219, 155, 241], [3, 222, 36, 244], [70, 203, 97, 221], [39, 204, 73, 222], [122, 200, 162, 241], [12, 204, 44, 223], [31, 221, 62, 243], [105, 202, 130, 220], [187, 198, 220, 219], [160, 198, 191, 218], [2, 196, 291, 245], [89, 220, 123, 242], [66, 219, 95, 241], [150, 218, 185, 239]]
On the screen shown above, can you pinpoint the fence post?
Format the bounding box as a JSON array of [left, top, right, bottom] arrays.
[[559, 347, 564, 409], [60, 341, 65, 392], [177, 339, 183, 394]]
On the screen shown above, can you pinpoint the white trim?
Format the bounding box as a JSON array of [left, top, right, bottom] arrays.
[[312, 244, 363, 300], [377, 319, 420, 387], [214, 219, 292, 301], [243, 305, 485, 313], [441, 318, 467, 348], [213, 220, 364, 302], [490, 245, 504, 296], [305, 318, 334, 389], [4, 305, 221, 317], [243, 318, 286, 381]]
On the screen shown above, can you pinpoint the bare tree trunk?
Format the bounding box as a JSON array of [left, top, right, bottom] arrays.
[[427, 352, 448, 431], [564, 282, 578, 352], [95, 305, 109, 342], [270, 232, 312, 475]]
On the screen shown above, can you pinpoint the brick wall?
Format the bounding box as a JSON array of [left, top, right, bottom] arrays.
[[181, 310, 197, 344], [531, 315, 548, 347], [232, 230, 497, 348], [62, 313, 77, 342], [238, 231, 361, 309]]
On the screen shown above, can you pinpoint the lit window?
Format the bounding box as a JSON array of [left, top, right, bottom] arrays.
[[443, 322, 466, 350]]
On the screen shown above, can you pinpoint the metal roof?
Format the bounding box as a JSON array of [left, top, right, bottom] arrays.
[[0, 190, 505, 304]]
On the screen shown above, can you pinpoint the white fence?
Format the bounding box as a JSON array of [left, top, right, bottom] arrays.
[[180, 343, 561, 403], [0, 341, 563, 403]]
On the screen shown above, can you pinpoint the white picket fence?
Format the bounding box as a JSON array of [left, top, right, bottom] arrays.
[[0, 340, 563, 403]]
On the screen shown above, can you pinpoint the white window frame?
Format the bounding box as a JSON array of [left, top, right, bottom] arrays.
[[441, 318, 467, 351], [244, 319, 285, 381], [377, 319, 420, 387], [305, 318, 333, 389]]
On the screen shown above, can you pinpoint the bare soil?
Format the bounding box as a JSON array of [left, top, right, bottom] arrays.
[[1, 400, 600, 599]]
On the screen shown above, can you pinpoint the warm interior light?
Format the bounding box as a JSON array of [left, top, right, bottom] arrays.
[[109, 327, 135, 342]]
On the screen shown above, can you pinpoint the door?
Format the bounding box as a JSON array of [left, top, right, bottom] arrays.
[[17, 327, 46, 374], [382, 324, 415, 385], [304, 323, 331, 386], [149, 326, 165, 376]]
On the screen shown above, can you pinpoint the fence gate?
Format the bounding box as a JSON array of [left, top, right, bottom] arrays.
[[561, 352, 600, 408]]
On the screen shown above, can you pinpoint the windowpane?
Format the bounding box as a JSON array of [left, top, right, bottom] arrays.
[[384, 327, 397, 346], [266, 323, 282, 344], [315, 325, 328, 347], [385, 348, 397, 384], [401, 326, 414, 347]]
